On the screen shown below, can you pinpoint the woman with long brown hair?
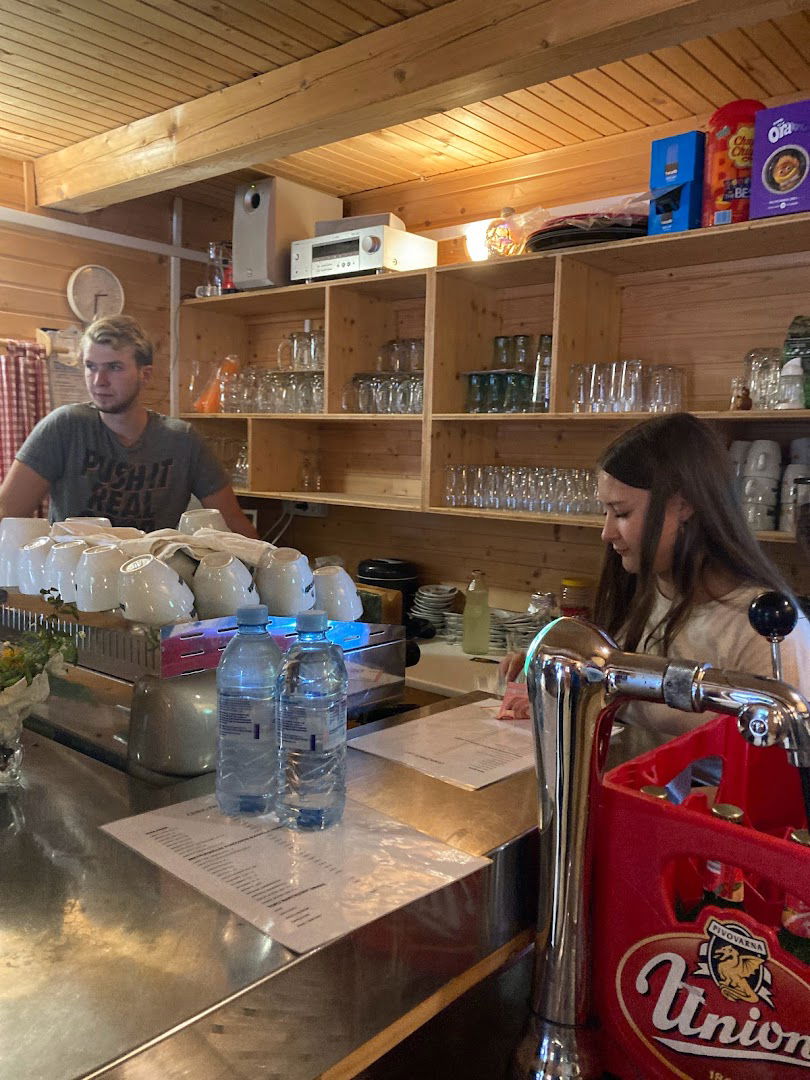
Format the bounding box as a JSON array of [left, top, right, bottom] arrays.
[[503, 412, 810, 742]]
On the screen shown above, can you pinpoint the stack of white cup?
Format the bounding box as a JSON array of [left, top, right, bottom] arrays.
[[780, 464, 810, 532], [740, 440, 781, 531]]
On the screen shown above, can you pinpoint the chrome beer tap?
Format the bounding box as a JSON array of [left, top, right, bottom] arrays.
[[512, 607, 810, 1080]]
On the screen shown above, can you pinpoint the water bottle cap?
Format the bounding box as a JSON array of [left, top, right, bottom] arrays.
[[296, 610, 328, 633], [236, 604, 268, 625]]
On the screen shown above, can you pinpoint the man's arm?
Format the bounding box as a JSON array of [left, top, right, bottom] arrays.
[[201, 484, 259, 539], [0, 460, 51, 520]]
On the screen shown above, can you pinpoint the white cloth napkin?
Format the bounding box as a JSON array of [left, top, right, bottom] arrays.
[[117, 528, 277, 567]]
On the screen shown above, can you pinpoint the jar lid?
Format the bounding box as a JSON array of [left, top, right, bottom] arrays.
[[561, 577, 591, 587]]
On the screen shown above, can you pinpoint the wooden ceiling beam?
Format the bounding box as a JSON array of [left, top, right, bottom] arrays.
[[34, 0, 803, 212]]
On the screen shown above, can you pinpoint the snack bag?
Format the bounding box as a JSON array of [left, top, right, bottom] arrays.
[[702, 99, 765, 227]]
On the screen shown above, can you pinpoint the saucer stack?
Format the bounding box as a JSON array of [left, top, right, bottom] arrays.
[[409, 583, 459, 629]]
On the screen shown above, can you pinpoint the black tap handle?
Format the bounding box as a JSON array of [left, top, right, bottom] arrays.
[[748, 591, 799, 642]]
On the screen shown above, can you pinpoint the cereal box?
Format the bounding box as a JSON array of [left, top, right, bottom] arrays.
[[750, 99, 810, 220]]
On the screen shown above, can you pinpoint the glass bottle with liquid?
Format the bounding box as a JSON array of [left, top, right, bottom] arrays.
[[462, 569, 490, 655], [701, 803, 746, 911]]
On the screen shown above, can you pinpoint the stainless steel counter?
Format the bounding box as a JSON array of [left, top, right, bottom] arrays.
[[0, 696, 538, 1080]]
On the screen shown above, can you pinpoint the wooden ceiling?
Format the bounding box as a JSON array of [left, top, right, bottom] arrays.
[[5, 2, 810, 204]]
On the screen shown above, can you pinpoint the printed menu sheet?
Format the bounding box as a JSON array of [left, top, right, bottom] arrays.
[[103, 796, 489, 955], [350, 697, 535, 790]]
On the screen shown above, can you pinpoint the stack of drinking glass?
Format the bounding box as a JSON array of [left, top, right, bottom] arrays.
[[569, 360, 685, 414], [341, 338, 424, 414], [464, 333, 552, 414], [443, 464, 598, 515]]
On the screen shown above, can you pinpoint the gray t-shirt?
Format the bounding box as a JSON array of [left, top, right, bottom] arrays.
[[16, 404, 228, 532]]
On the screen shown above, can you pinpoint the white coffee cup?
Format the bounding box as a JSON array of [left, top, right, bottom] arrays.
[[64, 516, 112, 527], [0, 517, 50, 587], [255, 547, 315, 616], [177, 508, 230, 535], [17, 535, 55, 596], [163, 550, 198, 586], [742, 500, 777, 531], [781, 464, 810, 499], [744, 440, 782, 480], [790, 437, 810, 465], [119, 554, 195, 626], [741, 474, 778, 503], [728, 440, 752, 466], [44, 539, 88, 603], [75, 544, 129, 612], [192, 552, 260, 619], [313, 565, 363, 621]]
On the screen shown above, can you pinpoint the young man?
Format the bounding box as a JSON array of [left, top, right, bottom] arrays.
[[0, 315, 258, 537]]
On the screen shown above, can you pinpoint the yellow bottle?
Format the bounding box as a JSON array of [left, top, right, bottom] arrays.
[[462, 569, 490, 655]]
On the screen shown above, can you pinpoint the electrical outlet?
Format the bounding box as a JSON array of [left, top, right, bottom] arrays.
[[283, 500, 328, 517]]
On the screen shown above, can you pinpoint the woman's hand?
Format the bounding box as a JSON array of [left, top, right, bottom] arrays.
[[499, 650, 526, 685]]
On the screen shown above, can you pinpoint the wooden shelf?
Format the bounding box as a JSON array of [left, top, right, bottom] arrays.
[[426, 505, 603, 527], [554, 212, 810, 276], [431, 409, 810, 422], [249, 490, 421, 512], [424, 506, 798, 543], [183, 281, 326, 316], [184, 412, 422, 421]]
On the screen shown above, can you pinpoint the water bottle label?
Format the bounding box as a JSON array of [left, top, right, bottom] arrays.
[[218, 694, 274, 741], [280, 702, 346, 752]]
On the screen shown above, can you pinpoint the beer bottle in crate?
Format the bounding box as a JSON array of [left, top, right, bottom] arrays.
[[701, 803, 745, 911], [640, 785, 670, 801], [778, 828, 810, 964]]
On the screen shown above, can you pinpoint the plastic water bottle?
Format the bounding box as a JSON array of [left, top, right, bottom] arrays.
[[216, 604, 282, 816], [277, 610, 348, 830]]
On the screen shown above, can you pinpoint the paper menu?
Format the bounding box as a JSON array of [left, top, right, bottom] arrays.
[[102, 796, 489, 955], [349, 698, 535, 790]]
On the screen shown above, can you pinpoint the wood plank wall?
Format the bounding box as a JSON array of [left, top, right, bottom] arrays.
[[284, 504, 810, 610], [0, 156, 220, 415]]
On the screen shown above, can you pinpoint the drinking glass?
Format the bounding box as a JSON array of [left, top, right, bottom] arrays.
[[570, 364, 588, 413], [484, 371, 506, 412], [309, 330, 325, 371], [512, 335, 534, 372], [444, 465, 466, 506], [277, 331, 312, 371], [586, 363, 610, 413], [744, 347, 782, 410], [610, 359, 643, 412], [466, 373, 486, 413], [406, 339, 424, 371], [492, 336, 514, 368]]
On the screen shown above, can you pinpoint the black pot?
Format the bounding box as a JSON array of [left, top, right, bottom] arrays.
[[357, 558, 420, 613]]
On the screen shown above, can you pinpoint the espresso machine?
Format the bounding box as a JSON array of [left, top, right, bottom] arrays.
[[0, 596, 405, 783], [513, 593, 810, 1080]]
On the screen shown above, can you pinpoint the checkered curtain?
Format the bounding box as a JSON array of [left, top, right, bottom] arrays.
[[0, 341, 50, 484]]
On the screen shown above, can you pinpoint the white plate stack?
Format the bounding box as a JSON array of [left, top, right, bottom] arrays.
[[409, 583, 459, 629]]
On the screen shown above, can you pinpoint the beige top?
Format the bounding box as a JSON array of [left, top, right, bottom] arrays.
[[616, 584, 810, 749]]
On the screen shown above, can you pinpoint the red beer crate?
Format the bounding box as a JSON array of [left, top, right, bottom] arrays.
[[592, 710, 810, 1079]]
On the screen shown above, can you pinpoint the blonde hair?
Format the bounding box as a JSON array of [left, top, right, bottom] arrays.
[[80, 315, 153, 367]]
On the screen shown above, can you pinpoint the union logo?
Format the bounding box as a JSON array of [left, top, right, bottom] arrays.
[[614, 923, 810, 1077]]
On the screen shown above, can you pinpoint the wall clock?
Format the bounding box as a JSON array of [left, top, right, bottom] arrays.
[[66, 264, 125, 323]]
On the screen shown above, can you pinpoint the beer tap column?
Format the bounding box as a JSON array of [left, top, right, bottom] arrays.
[[513, 615, 810, 1080]]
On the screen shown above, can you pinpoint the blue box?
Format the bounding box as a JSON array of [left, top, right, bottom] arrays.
[[649, 130, 705, 188], [647, 131, 705, 235]]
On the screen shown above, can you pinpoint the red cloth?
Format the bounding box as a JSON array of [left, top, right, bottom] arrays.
[[0, 341, 49, 485], [0, 341, 50, 519]]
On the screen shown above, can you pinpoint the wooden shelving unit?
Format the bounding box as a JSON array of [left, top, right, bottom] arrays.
[[179, 215, 810, 543]]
